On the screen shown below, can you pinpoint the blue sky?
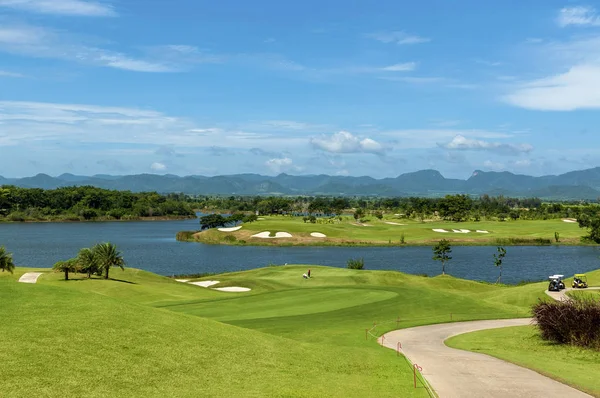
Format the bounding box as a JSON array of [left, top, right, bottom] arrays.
[[1, 0, 600, 178]]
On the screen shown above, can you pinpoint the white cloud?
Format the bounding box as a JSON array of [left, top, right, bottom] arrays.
[[0, 0, 115, 16], [310, 131, 386, 155], [0, 25, 215, 73], [442, 135, 533, 155], [483, 160, 505, 171], [265, 157, 293, 172], [150, 162, 166, 171], [380, 62, 416, 72], [558, 6, 600, 27], [0, 70, 24, 77], [367, 31, 430, 45], [505, 64, 600, 110]]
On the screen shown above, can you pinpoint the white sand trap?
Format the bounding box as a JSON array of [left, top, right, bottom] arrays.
[[385, 222, 406, 226], [218, 226, 242, 232], [175, 279, 189, 283], [562, 219, 577, 223], [251, 231, 293, 238], [18, 272, 43, 284], [452, 229, 468, 233], [433, 229, 449, 233], [476, 230, 489, 234], [189, 280, 220, 287], [310, 232, 327, 238], [460, 229, 471, 233], [213, 287, 251, 292], [257, 217, 265, 220]]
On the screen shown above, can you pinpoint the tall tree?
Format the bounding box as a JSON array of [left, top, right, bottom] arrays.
[[93, 242, 125, 280], [432, 239, 452, 275], [53, 258, 78, 280], [493, 246, 507, 284], [0, 246, 15, 274], [77, 247, 100, 278]]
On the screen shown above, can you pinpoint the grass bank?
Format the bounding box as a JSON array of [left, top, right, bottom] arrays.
[[180, 215, 588, 247]]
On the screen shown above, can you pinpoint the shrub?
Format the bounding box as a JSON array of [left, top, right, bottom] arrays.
[[223, 235, 237, 242], [400, 233, 405, 244], [176, 231, 196, 241], [533, 296, 600, 349], [347, 257, 364, 270]]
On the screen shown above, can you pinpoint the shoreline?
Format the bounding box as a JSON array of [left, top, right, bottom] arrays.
[[0, 215, 197, 224]]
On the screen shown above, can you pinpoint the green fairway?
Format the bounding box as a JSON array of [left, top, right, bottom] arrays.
[[0, 264, 569, 397], [187, 215, 586, 246], [446, 326, 600, 397]]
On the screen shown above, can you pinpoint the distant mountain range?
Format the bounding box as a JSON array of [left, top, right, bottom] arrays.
[[2, 167, 600, 200]]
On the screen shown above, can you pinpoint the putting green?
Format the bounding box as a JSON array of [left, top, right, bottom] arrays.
[[168, 287, 397, 321]]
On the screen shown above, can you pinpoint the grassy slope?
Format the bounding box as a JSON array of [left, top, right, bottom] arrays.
[[190, 215, 585, 246], [446, 326, 600, 397], [446, 268, 600, 397], [1, 269, 425, 398], [5, 264, 583, 397]]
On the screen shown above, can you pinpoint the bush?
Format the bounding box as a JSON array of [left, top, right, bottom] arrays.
[[223, 235, 237, 242], [495, 237, 552, 245], [533, 296, 600, 349], [347, 257, 364, 270], [176, 231, 196, 241]]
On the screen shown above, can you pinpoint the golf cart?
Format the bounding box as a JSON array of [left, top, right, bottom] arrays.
[[548, 274, 565, 290], [572, 274, 588, 289]]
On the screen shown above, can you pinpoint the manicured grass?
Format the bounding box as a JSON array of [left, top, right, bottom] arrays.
[[0, 264, 577, 397], [446, 326, 600, 397], [188, 215, 586, 246]]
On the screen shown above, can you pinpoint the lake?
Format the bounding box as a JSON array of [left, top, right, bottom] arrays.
[[1, 218, 599, 284]]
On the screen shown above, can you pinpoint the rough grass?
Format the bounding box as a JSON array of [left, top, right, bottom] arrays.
[[0, 264, 568, 397], [446, 326, 600, 397], [187, 215, 586, 246]]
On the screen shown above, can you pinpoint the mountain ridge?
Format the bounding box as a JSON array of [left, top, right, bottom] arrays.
[[1, 167, 600, 199]]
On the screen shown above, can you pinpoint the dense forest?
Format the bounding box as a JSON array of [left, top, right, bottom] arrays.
[[2, 184, 600, 224], [0, 185, 196, 221], [195, 195, 599, 222]]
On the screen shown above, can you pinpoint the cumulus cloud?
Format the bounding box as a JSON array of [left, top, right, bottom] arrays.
[[265, 157, 293, 173], [558, 6, 600, 27], [504, 65, 600, 111], [150, 162, 166, 171], [310, 131, 387, 155], [441, 135, 533, 155]]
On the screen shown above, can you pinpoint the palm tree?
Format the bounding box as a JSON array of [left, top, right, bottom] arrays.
[[53, 258, 78, 281], [77, 247, 100, 278], [0, 246, 15, 274], [93, 242, 125, 280]]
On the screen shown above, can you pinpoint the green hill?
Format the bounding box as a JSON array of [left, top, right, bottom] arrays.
[[1, 265, 552, 397]]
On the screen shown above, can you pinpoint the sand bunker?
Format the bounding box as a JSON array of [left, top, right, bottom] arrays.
[[218, 226, 242, 232], [433, 229, 449, 233], [310, 232, 327, 238], [385, 222, 406, 226], [175, 279, 189, 283], [214, 287, 251, 292], [451, 229, 471, 233], [18, 272, 43, 284], [257, 217, 265, 220], [563, 219, 577, 223], [251, 231, 293, 238], [476, 230, 489, 234], [189, 280, 220, 287]]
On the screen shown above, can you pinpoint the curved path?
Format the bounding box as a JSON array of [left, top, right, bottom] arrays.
[[545, 286, 600, 301], [381, 319, 592, 398], [18, 272, 44, 284]]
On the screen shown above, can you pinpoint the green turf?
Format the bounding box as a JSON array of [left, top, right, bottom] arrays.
[[0, 264, 581, 397], [446, 326, 600, 397], [190, 215, 586, 246]]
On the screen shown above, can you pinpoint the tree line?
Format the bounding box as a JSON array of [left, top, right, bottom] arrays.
[[0, 186, 196, 221], [194, 194, 599, 222]]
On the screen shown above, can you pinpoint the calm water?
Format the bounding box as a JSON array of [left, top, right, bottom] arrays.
[[1, 218, 599, 284]]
